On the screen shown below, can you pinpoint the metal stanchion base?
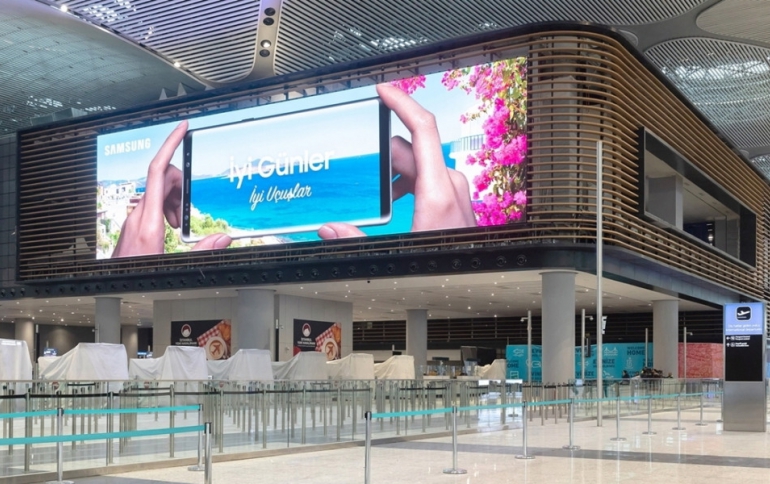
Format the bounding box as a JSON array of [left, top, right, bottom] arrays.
[[46, 480, 74, 484], [642, 431, 657, 435], [610, 437, 626, 441], [515, 454, 535, 460], [188, 465, 206, 471], [562, 445, 580, 450], [443, 468, 468, 475], [672, 427, 686, 430]]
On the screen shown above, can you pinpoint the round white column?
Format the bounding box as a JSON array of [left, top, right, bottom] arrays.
[[653, 299, 679, 378], [541, 271, 576, 384], [234, 289, 274, 353], [95, 297, 121, 344], [14, 318, 35, 361], [121, 325, 138, 358], [406, 309, 428, 374]]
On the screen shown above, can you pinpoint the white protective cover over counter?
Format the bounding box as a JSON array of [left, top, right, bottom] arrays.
[[39, 343, 129, 381], [128, 346, 207, 381], [0, 339, 32, 381], [206, 360, 229, 381], [206, 349, 274, 381], [128, 358, 163, 380], [272, 352, 328, 381], [374, 355, 415, 380], [476, 359, 507, 380], [327, 353, 375, 380]]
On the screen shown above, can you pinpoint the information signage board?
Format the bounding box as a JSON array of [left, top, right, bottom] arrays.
[[724, 302, 765, 382]]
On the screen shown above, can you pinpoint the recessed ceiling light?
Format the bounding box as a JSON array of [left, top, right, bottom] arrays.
[[260, 40, 272, 48], [173, 61, 181, 68], [60, 5, 69, 13]]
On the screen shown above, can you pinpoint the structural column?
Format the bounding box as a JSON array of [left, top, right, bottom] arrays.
[[541, 271, 576, 383], [14, 318, 35, 362], [121, 325, 138, 358], [234, 289, 274, 353], [95, 296, 121, 344], [406, 309, 428, 375], [653, 300, 679, 378]]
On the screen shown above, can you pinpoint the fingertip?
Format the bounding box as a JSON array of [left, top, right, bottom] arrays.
[[318, 225, 338, 240], [212, 234, 231, 249]]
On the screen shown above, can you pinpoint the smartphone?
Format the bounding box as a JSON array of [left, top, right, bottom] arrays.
[[181, 98, 391, 242]]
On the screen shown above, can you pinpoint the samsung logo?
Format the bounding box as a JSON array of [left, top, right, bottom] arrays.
[[104, 138, 152, 156]]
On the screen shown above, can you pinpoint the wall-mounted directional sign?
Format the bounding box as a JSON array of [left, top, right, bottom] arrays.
[[724, 302, 765, 382]]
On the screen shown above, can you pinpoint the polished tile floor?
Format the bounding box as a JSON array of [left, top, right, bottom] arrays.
[[60, 406, 770, 484]]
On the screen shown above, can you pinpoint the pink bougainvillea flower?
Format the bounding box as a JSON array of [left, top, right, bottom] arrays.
[[443, 57, 527, 226], [390, 75, 426, 95]]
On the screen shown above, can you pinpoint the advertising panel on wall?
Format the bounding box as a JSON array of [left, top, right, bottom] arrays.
[[506, 343, 653, 381], [171, 319, 231, 360], [293, 319, 342, 361], [96, 57, 527, 259]]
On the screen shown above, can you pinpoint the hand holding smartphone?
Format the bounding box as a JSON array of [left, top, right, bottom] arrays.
[[181, 98, 392, 242]]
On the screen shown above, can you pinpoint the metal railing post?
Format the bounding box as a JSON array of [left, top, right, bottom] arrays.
[[364, 411, 372, 484], [642, 396, 656, 435], [562, 398, 580, 450], [515, 402, 535, 460], [106, 392, 114, 465], [672, 394, 685, 430], [443, 406, 467, 475], [610, 396, 626, 441], [46, 407, 73, 484], [204, 422, 213, 484], [188, 404, 205, 471], [24, 390, 30, 472], [696, 391, 707, 426]]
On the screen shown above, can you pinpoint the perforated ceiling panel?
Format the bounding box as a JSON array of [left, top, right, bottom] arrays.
[[274, 0, 708, 74], [698, 0, 770, 45], [751, 154, 770, 178], [48, 0, 262, 83], [645, 38, 770, 149], [0, 0, 204, 134]]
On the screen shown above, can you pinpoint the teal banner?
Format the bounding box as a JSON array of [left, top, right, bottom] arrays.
[[506, 343, 653, 381]]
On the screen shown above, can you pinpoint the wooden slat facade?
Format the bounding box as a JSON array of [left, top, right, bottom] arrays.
[[16, 27, 769, 306]]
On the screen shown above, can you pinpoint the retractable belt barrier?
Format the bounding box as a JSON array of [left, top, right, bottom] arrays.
[[0, 405, 213, 484]]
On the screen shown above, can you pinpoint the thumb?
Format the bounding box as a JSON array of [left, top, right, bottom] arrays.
[[318, 223, 366, 240], [192, 233, 232, 251]]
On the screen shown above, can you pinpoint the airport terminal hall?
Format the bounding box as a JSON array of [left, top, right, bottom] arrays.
[[5, 1, 770, 483]]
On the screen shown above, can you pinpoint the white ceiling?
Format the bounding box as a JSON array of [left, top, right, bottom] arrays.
[[0, 270, 713, 328]]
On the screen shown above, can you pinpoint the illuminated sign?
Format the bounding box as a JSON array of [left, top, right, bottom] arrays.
[[96, 57, 528, 259]]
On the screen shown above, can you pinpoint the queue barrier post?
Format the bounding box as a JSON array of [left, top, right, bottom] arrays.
[[562, 398, 580, 450], [443, 406, 467, 475], [642, 396, 656, 435], [364, 411, 372, 484], [610, 396, 626, 442], [46, 407, 73, 484], [189, 404, 205, 471], [672, 394, 685, 430], [204, 422, 213, 484], [696, 391, 707, 427], [515, 401, 535, 460]]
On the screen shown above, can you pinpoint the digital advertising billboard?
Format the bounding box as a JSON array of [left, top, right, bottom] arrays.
[[96, 57, 527, 259]]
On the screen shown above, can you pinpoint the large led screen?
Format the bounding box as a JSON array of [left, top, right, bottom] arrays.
[[96, 57, 527, 259]]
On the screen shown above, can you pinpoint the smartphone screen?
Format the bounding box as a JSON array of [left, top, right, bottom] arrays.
[[181, 98, 391, 242]]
